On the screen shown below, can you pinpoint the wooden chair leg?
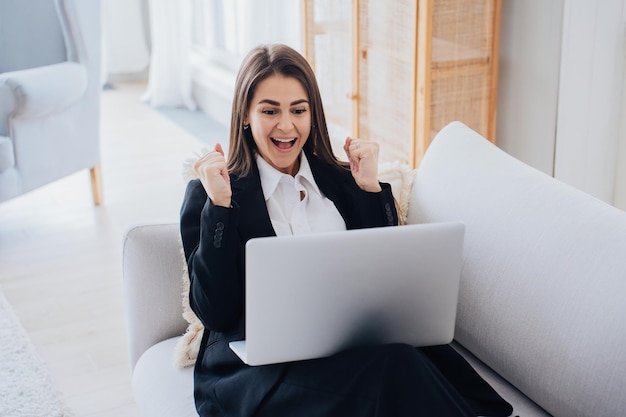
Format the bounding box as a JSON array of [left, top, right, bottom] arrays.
[[90, 165, 103, 205]]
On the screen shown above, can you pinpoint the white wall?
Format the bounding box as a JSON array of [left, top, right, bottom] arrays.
[[616, 53, 626, 209], [496, 0, 564, 176], [555, 0, 625, 205], [497, 0, 626, 210]]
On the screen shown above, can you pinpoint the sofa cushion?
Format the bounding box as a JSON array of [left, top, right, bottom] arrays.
[[410, 122, 626, 417], [132, 336, 198, 417]]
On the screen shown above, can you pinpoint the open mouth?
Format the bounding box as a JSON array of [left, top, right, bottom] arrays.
[[271, 137, 297, 150]]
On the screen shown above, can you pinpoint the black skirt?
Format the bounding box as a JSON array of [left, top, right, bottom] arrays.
[[195, 340, 513, 417]]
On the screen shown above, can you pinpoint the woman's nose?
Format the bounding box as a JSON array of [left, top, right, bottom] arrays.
[[277, 112, 293, 131]]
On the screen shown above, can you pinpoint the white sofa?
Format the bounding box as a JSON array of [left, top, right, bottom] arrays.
[[123, 122, 626, 417]]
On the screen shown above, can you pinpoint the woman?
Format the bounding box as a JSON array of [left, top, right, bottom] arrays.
[[180, 44, 512, 417]]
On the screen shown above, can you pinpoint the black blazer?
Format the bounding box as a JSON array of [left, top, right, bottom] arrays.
[[180, 151, 398, 416]]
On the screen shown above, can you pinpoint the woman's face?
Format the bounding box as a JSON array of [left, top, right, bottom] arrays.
[[246, 74, 311, 176]]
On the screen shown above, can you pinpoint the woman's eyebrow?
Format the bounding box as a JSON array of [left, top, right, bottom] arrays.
[[290, 99, 309, 106], [257, 99, 309, 106], [258, 99, 280, 106]]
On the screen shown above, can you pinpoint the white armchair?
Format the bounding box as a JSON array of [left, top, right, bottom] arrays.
[[0, 0, 103, 204]]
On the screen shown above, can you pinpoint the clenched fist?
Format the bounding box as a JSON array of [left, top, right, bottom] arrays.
[[193, 143, 232, 208], [344, 137, 382, 193]]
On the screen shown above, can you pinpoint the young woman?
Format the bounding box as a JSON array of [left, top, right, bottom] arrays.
[[180, 43, 512, 417]]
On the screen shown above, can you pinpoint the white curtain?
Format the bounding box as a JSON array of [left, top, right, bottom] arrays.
[[142, 0, 196, 110]]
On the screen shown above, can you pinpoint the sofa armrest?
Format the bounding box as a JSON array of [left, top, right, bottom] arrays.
[[0, 62, 87, 121], [123, 223, 188, 371]]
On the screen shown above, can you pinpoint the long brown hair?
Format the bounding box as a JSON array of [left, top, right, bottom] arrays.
[[227, 44, 344, 176]]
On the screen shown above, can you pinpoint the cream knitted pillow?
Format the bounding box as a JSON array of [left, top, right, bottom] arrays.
[[174, 156, 415, 368]]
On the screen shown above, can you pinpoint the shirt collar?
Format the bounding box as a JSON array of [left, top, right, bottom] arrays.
[[256, 152, 322, 201]]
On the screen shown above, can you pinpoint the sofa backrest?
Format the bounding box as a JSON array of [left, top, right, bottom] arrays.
[[407, 121, 626, 417]]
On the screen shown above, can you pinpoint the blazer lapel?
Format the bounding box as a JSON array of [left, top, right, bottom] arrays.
[[230, 163, 276, 241]]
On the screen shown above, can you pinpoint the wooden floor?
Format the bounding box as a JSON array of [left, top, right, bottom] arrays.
[[0, 82, 206, 417]]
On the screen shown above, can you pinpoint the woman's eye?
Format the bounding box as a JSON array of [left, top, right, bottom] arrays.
[[262, 109, 277, 115], [292, 108, 307, 115]]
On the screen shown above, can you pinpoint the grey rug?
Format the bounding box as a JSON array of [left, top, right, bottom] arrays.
[[0, 291, 74, 417]]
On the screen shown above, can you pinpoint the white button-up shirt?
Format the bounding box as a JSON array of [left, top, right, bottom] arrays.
[[256, 153, 347, 236]]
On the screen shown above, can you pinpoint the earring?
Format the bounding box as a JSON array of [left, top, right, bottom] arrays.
[[243, 123, 249, 130]]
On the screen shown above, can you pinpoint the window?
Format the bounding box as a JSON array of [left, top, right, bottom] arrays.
[[191, 0, 302, 70], [189, 0, 304, 125], [191, 0, 243, 71]]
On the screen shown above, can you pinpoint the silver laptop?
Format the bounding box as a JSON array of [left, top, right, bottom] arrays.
[[229, 221, 465, 366]]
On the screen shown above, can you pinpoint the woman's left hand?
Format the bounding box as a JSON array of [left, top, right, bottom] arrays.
[[344, 137, 382, 192]]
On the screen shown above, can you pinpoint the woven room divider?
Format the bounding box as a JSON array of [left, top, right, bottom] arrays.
[[303, 0, 501, 167]]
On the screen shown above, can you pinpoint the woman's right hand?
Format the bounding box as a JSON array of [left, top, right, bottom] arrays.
[[193, 143, 232, 208]]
